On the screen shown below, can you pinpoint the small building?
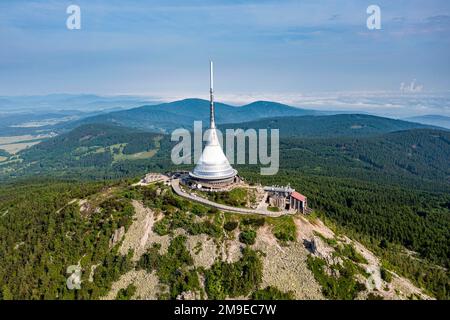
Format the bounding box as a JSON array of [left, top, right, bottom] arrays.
[[142, 173, 169, 184], [264, 185, 309, 214], [268, 194, 287, 210], [290, 191, 308, 214]]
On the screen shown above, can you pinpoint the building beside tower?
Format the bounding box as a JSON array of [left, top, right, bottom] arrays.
[[188, 61, 239, 190]]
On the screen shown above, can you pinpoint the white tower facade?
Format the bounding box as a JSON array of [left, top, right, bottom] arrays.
[[189, 61, 237, 187]]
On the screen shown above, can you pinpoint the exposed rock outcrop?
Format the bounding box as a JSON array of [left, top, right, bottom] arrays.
[[109, 226, 125, 248]]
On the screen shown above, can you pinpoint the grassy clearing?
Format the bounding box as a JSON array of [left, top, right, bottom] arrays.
[[0, 141, 41, 154], [0, 134, 52, 145], [266, 215, 296, 243], [113, 150, 157, 162], [72, 143, 157, 163], [196, 187, 256, 208]]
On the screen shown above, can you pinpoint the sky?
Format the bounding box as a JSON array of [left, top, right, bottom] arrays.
[[0, 0, 449, 115]]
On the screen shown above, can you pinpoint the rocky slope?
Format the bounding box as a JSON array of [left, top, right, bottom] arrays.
[[87, 182, 431, 300]]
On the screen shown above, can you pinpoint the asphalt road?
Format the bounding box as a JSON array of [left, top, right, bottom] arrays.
[[171, 179, 285, 217]]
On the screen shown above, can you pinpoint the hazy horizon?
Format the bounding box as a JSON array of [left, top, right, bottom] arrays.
[[1, 0, 449, 117], [1, 91, 450, 118]]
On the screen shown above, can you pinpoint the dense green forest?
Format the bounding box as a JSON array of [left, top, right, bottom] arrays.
[[223, 114, 434, 138], [0, 179, 135, 299], [240, 169, 450, 299], [278, 129, 450, 191], [0, 124, 171, 181], [0, 120, 449, 299], [19, 123, 164, 165], [0, 172, 448, 299], [2, 124, 449, 193]]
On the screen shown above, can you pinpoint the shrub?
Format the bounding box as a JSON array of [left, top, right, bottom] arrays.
[[224, 221, 238, 232], [138, 236, 200, 299], [153, 218, 170, 236], [380, 267, 392, 283], [252, 286, 294, 300], [338, 244, 368, 264], [188, 221, 222, 238], [116, 284, 137, 300], [137, 243, 162, 272], [367, 292, 384, 300], [205, 248, 262, 299], [239, 229, 257, 245], [242, 217, 265, 227], [191, 204, 208, 217]]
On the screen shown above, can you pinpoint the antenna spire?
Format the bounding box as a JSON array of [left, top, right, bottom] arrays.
[[209, 60, 215, 129]]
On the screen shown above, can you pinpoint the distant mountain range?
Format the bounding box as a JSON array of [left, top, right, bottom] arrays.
[[57, 99, 449, 136], [0, 97, 447, 182], [404, 115, 450, 129], [2, 97, 448, 137], [61, 99, 322, 133]]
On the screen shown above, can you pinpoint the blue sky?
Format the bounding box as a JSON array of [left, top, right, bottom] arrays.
[[0, 0, 449, 101]]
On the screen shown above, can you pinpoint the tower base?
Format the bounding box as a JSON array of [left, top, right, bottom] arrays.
[[183, 174, 241, 191]]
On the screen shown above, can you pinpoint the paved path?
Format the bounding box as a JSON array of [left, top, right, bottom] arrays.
[[171, 179, 286, 217]]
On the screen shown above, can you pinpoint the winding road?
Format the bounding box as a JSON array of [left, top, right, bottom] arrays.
[[171, 179, 285, 217]]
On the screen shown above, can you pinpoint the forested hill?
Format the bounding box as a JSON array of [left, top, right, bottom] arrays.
[[278, 128, 450, 191], [0, 122, 449, 190], [60, 99, 320, 133], [223, 114, 438, 138], [0, 124, 171, 181]]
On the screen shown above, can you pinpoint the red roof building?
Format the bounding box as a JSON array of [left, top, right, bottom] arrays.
[[290, 191, 308, 214], [291, 191, 307, 202]]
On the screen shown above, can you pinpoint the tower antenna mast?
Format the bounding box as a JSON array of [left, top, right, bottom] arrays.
[[210, 60, 215, 129]]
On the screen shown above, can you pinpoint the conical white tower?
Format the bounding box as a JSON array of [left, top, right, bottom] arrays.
[[189, 61, 237, 186]]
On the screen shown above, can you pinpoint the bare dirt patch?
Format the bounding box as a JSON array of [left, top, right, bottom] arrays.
[[186, 234, 218, 269], [220, 228, 243, 263], [295, 215, 335, 240], [119, 200, 170, 260], [253, 224, 324, 299], [294, 215, 432, 300], [102, 270, 160, 300]]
